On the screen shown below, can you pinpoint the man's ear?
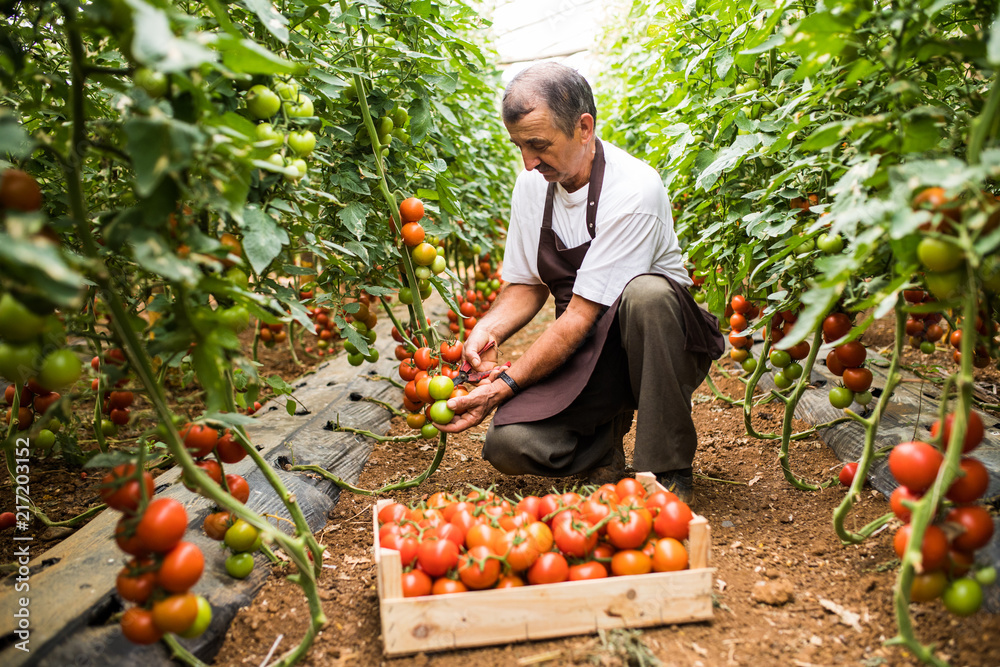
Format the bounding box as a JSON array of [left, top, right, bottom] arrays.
[[578, 113, 595, 143]]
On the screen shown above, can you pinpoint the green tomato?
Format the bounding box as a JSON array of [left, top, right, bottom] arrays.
[[392, 128, 410, 143], [428, 399, 455, 425], [829, 386, 855, 409], [247, 85, 281, 120], [365, 329, 377, 343], [265, 153, 285, 169], [411, 242, 437, 266], [0, 294, 46, 343], [178, 596, 213, 638], [420, 422, 439, 439], [351, 322, 369, 335], [285, 158, 308, 181], [854, 390, 873, 406], [391, 107, 409, 128], [38, 349, 83, 391], [347, 352, 365, 366], [288, 130, 316, 156], [419, 281, 432, 300], [759, 156, 775, 167], [942, 578, 983, 617], [917, 237, 964, 273], [431, 255, 447, 275], [769, 350, 791, 369], [920, 340, 936, 354], [817, 233, 844, 254], [772, 371, 792, 390], [255, 122, 284, 145], [924, 269, 963, 301], [783, 362, 803, 381], [475, 280, 488, 293], [342, 338, 359, 355], [218, 306, 251, 333], [35, 429, 56, 450], [285, 94, 314, 118], [428, 376, 455, 401], [974, 566, 997, 587], [225, 520, 260, 552], [414, 266, 432, 280], [471, 244, 482, 255], [0, 342, 40, 384], [134, 67, 168, 98], [490, 278, 501, 290], [101, 418, 118, 437], [364, 349, 380, 363], [398, 287, 413, 305], [693, 291, 707, 304], [741, 358, 758, 374], [225, 552, 255, 579], [795, 237, 816, 256], [273, 80, 298, 101]]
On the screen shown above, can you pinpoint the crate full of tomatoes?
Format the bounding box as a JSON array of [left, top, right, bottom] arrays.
[[373, 472, 713, 656]]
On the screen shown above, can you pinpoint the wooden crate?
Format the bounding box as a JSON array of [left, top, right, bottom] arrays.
[[373, 472, 714, 656]]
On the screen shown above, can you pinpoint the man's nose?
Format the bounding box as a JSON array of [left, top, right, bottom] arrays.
[[520, 149, 540, 171]]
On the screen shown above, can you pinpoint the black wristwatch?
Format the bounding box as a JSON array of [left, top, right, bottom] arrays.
[[497, 370, 520, 396]]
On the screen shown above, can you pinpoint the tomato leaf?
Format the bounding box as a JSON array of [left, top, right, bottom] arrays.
[[338, 202, 369, 240], [241, 0, 289, 44], [240, 205, 289, 274]]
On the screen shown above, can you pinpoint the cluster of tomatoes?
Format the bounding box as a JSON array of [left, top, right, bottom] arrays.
[[90, 348, 135, 436], [446, 255, 502, 339], [902, 290, 948, 355], [396, 338, 469, 438], [102, 470, 211, 645], [821, 312, 874, 409], [203, 512, 263, 580], [948, 315, 996, 369], [341, 296, 381, 366], [378, 478, 696, 597], [303, 305, 339, 358], [765, 309, 812, 389], [887, 411, 996, 615], [4, 382, 60, 450], [0, 294, 82, 433], [177, 422, 250, 500], [245, 79, 317, 183], [724, 294, 762, 360], [257, 321, 287, 348], [400, 198, 448, 301]]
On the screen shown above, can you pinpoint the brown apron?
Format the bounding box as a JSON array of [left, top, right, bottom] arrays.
[[492, 140, 724, 427]]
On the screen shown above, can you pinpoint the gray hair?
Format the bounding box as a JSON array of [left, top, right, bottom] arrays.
[[502, 63, 597, 138]]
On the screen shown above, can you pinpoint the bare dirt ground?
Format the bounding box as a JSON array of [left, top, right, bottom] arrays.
[[211, 306, 1000, 667]]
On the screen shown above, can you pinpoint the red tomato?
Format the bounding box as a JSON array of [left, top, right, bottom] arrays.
[[215, 431, 247, 464], [835, 341, 867, 368], [377, 502, 408, 525], [568, 560, 609, 580], [413, 347, 437, 371], [893, 523, 948, 572], [611, 549, 653, 576], [115, 517, 149, 557], [615, 477, 647, 499], [458, 544, 501, 589], [151, 592, 199, 634], [888, 441, 943, 492], [136, 498, 188, 553], [653, 499, 692, 541], [826, 349, 845, 376], [116, 566, 157, 604], [553, 520, 598, 557], [729, 313, 748, 332], [644, 490, 677, 516], [500, 528, 542, 571], [946, 458, 989, 503], [100, 464, 153, 514], [464, 523, 504, 553], [527, 552, 569, 585], [416, 538, 460, 577], [180, 423, 219, 458], [203, 511, 233, 540], [652, 537, 688, 572], [839, 462, 859, 487], [158, 541, 204, 593], [525, 520, 554, 553], [731, 294, 751, 314], [381, 532, 419, 566], [401, 222, 425, 247], [431, 577, 468, 595], [398, 359, 419, 382], [787, 340, 810, 361], [401, 569, 432, 597], [947, 505, 995, 552], [930, 411, 985, 453], [822, 313, 852, 342], [606, 509, 653, 550], [120, 607, 163, 645], [226, 474, 250, 503], [440, 340, 463, 364], [841, 367, 873, 393], [890, 486, 922, 522]]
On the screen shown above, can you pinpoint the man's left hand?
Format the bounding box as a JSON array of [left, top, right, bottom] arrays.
[[436, 368, 510, 433]]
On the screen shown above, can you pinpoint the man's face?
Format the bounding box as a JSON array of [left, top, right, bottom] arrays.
[[505, 104, 592, 192]]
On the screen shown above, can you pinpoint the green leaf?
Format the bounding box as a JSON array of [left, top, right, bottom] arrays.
[[410, 97, 432, 145], [240, 205, 289, 274], [286, 399, 297, 416], [215, 35, 301, 75], [0, 235, 86, 307], [124, 118, 201, 197], [0, 117, 33, 159], [342, 324, 370, 356], [241, 0, 289, 43], [988, 13, 1000, 66], [125, 0, 217, 72], [338, 201, 369, 239], [130, 229, 201, 284]]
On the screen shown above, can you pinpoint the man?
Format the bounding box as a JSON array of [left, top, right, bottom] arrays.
[[438, 63, 723, 502]]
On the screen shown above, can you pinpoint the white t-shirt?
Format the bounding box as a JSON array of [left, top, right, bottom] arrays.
[[502, 141, 690, 306]]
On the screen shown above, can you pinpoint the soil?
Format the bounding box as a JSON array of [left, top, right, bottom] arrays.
[[209, 304, 1000, 667]]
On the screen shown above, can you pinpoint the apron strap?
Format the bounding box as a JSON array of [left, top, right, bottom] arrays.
[[541, 139, 606, 239]]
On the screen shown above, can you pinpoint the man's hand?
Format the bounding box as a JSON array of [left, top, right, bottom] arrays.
[[463, 326, 499, 373], [436, 368, 510, 433]]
